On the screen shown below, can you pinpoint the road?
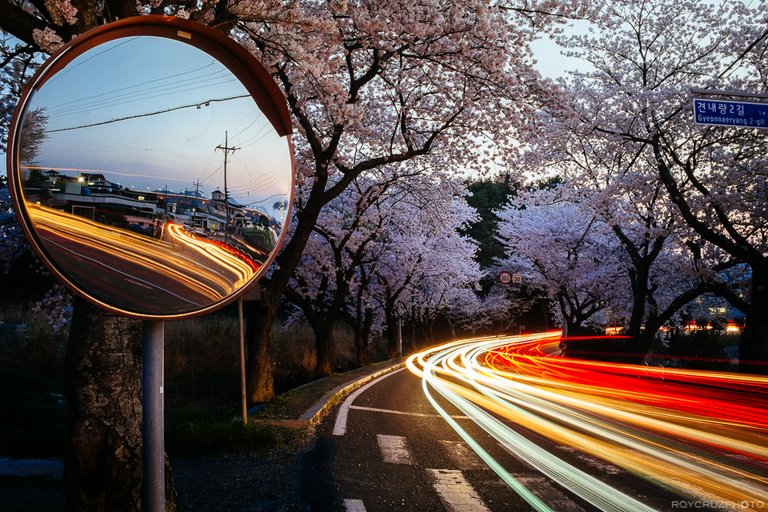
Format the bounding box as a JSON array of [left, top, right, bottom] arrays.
[[301, 333, 768, 512], [26, 204, 259, 314]]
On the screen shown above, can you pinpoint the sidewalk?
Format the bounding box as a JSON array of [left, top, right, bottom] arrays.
[[251, 358, 405, 428]]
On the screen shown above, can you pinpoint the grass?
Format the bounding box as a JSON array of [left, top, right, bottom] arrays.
[[0, 367, 69, 458], [0, 302, 388, 459], [167, 414, 282, 456], [0, 304, 69, 458]]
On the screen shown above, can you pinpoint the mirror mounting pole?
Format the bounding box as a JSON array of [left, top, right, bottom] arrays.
[[142, 321, 165, 512]]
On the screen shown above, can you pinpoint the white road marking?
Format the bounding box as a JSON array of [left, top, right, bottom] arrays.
[[377, 434, 415, 465], [343, 498, 367, 512], [558, 446, 622, 475], [439, 440, 488, 471], [333, 369, 404, 436], [427, 468, 492, 512], [44, 239, 202, 305], [515, 474, 585, 512], [350, 405, 470, 420]]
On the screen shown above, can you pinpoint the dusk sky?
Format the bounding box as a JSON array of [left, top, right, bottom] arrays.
[[18, 35, 292, 217]]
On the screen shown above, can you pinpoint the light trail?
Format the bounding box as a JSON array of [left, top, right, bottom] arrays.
[[407, 333, 768, 511], [26, 204, 261, 311]]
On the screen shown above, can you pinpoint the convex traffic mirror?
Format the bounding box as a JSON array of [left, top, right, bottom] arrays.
[[7, 16, 294, 319]]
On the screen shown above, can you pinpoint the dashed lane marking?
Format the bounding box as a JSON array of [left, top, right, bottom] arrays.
[[377, 434, 415, 465], [350, 405, 470, 420], [427, 468, 492, 512]]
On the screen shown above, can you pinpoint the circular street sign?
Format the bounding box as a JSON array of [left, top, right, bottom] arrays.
[[499, 271, 512, 285], [7, 16, 294, 319]]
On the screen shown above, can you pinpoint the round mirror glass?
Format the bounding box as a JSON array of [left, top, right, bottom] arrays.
[[8, 18, 293, 319]]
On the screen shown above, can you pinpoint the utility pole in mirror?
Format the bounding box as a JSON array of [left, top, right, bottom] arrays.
[[216, 131, 240, 238]]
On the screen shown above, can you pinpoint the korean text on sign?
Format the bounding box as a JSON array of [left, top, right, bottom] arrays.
[[693, 98, 768, 129]]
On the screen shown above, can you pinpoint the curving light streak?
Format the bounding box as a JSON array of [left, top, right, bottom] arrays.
[[165, 222, 257, 287], [27, 205, 259, 305], [407, 333, 768, 511]]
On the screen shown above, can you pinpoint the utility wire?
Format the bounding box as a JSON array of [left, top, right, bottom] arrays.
[[47, 94, 250, 133]]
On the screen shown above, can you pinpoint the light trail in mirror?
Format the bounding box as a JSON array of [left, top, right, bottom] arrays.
[[8, 21, 294, 319], [407, 333, 768, 511], [27, 204, 260, 314]]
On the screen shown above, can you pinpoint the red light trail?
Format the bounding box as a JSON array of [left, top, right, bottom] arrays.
[[407, 332, 768, 511]]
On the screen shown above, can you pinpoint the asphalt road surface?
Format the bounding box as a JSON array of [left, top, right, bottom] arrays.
[[300, 368, 685, 512]]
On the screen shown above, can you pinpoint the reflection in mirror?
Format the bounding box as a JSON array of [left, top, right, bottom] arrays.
[[16, 35, 292, 316]]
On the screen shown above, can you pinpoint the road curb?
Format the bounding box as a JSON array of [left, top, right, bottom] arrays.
[[258, 362, 405, 429]]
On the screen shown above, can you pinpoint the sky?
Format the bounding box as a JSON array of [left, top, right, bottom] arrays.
[[530, 19, 592, 79], [10, 35, 293, 219], [3, 22, 585, 204]]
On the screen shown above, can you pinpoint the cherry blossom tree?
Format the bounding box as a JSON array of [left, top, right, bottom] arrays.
[[369, 175, 483, 351], [525, 100, 715, 352], [286, 171, 403, 376], [555, 0, 768, 371], [0, 0, 595, 507], [288, 165, 483, 368], [1, 0, 597, 394], [232, 0, 588, 401], [498, 186, 625, 335]]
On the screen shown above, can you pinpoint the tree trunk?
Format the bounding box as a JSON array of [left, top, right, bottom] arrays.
[[354, 326, 368, 367], [625, 267, 648, 339], [352, 310, 372, 367], [361, 307, 373, 365], [313, 319, 336, 377], [740, 265, 768, 375], [385, 314, 399, 359], [244, 194, 329, 402], [245, 299, 277, 403], [65, 298, 177, 511], [557, 296, 577, 338], [624, 265, 655, 360], [408, 317, 417, 351]]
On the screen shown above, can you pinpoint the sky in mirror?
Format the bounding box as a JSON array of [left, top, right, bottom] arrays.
[[23, 35, 292, 220]]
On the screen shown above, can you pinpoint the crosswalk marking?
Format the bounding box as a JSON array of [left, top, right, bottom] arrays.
[[343, 498, 367, 512], [558, 446, 622, 475], [439, 440, 487, 471], [515, 474, 585, 512], [370, 434, 589, 511], [377, 434, 415, 465], [427, 468, 492, 512]]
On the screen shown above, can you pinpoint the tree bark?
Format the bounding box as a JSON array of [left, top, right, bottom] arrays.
[[244, 299, 277, 403], [65, 297, 177, 511], [354, 332, 369, 367], [385, 309, 399, 359], [625, 267, 648, 340], [350, 308, 371, 367], [740, 266, 768, 374], [313, 320, 336, 377]]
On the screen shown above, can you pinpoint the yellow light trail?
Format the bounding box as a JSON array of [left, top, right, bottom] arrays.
[[27, 204, 259, 308], [407, 333, 768, 511]]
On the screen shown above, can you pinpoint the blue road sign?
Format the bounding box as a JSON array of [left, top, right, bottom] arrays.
[[693, 98, 768, 129]]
